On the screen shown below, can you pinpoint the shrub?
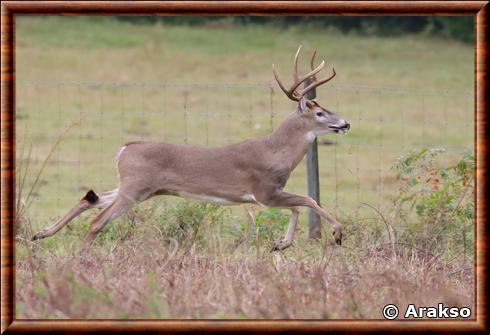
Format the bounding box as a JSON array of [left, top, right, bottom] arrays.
[[151, 201, 235, 250], [393, 148, 474, 260], [254, 208, 290, 243]]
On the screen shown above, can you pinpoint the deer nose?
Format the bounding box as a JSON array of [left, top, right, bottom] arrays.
[[345, 122, 350, 129]]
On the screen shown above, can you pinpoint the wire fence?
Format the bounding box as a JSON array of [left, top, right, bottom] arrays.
[[16, 80, 474, 223]]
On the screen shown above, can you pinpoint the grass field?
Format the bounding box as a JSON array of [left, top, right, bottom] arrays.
[[15, 17, 474, 319]]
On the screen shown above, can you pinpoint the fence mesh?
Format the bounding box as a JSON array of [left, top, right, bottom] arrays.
[[16, 81, 474, 223]]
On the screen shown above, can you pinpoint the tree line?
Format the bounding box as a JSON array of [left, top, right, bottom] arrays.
[[117, 16, 473, 43]]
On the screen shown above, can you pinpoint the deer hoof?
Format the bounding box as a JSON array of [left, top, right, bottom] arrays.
[[333, 227, 342, 246], [31, 231, 44, 241], [271, 240, 291, 252]]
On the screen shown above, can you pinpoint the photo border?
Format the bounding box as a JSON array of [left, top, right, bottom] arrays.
[[1, 1, 488, 333]]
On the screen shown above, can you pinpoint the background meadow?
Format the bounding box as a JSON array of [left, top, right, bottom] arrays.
[[15, 16, 474, 319]]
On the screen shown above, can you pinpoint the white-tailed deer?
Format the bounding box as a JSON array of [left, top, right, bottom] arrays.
[[32, 46, 350, 252]]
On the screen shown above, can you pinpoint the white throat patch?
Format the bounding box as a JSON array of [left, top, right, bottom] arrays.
[[306, 131, 317, 142]]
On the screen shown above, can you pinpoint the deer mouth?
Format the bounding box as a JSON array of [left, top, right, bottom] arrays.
[[329, 124, 350, 134]]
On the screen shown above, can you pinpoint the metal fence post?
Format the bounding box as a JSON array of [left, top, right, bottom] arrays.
[[305, 80, 321, 239]]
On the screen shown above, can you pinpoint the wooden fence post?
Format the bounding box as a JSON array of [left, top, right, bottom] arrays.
[[305, 80, 321, 239]]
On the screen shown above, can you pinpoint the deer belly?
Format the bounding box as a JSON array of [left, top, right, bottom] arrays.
[[177, 191, 241, 205]]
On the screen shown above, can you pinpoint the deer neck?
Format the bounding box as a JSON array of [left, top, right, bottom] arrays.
[[267, 113, 314, 170]]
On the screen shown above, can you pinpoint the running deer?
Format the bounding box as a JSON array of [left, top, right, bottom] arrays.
[[32, 46, 350, 252]]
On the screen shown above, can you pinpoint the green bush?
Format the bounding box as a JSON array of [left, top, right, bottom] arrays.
[[254, 208, 290, 243], [429, 17, 474, 43], [137, 200, 238, 252], [215, 207, 290, 251], [393, 148, 474, 259]]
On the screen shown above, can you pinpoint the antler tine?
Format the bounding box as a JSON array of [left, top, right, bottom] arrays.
[[307, 49, 337, 95], [293, 45, 302, 82], [300, 67, 336, 96], [272, 64, 299, 101], [288, 60, 325, 96], [310, 50, 317, 72]]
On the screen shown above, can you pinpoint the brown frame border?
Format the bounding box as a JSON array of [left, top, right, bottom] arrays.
[[1, 1, 488, 333]]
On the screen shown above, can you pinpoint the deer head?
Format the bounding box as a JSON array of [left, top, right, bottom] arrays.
[[273, 46, 350, 137]]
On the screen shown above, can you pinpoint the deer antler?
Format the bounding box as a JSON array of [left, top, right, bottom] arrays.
[[272, 46, 336, 102], [303, 50, 336, 95]]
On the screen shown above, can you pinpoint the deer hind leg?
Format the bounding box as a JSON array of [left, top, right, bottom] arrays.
[[258, 191, 342, 248], [31, 189, 118, 241], [80, 194, 135, 252]]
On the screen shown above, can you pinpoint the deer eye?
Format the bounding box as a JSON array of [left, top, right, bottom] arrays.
[[316, 112, 323, 117]]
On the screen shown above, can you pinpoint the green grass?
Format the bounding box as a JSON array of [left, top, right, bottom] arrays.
[[14, 17, 475, 318], [16, 17, 473, 227], [16, 16, 473, 86]]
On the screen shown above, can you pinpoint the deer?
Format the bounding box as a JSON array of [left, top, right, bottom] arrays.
[[31, 46, 350, 252]]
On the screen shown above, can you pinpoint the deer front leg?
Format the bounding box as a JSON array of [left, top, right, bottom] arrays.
[[271, 208, 300, 251], [259, 191, 342, 247]]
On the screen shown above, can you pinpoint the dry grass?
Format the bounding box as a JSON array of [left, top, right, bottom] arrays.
[[16, 213, 474, 319]]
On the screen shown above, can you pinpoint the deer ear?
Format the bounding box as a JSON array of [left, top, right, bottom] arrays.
[[298, 96, 308, 114]]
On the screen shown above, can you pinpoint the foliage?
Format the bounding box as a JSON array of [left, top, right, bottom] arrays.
[[117, 16, 474, 43], [428, 17, 474, 43], [153, 201, 233, 248], [254, 208, 290, 242], [393, 148, 474, 259]]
